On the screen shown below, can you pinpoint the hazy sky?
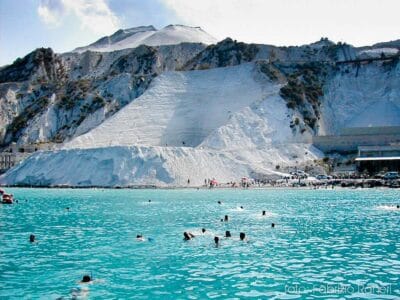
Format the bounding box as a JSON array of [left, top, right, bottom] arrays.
[[1, 0, 399, 66]]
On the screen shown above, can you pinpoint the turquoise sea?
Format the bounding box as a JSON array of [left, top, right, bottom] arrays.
[[0, 188, 399, 299]]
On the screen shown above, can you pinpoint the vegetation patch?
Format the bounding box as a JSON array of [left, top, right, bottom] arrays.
[[278, 62, 332, 131], [185, 38, 260, 69], [256, 61, 282, 81]]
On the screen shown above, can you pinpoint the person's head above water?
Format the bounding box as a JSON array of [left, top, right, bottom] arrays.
[[183, 232, 191, 240], [271, 223, 275, 228], [240, 206, 244, 209], [224, 215, 229, 221], [214, 236, 219, 244], [148, 199, 151, 202], [217, 201, 222, 204], [136, 234, 143, 238], [81, 275, 91, 283], [397, 205, 400, 209], [262, 210, 266, 216], [202, 228, 206, 233], [240, 232, 246, 241], [29, 234, 35, 243], [225, 230, 231, 238]]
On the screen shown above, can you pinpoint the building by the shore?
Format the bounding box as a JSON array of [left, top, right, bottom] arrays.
[[312, 126, 400, 153], [0, 142, 54, 174], [355, 145, 400, 173], [313, 126, 400, 174]]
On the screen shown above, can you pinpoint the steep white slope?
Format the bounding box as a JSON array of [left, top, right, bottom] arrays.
[[65, 64, 269, 149], [0, 146, 249, 186], [142, 25, 217, 47], [319, 62, 400, 135], [1, 62, 321, 186], [200, 93, 292, 150], [74, 25, 217, 53], [0, 143, 318, 187], [347, 100, 400, 127]]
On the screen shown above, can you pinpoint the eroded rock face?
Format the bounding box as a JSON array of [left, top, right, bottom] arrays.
[[0, 43, 206, 147], [0, 33, 399, 150], [1, 33, 400, 186], [0, 48, 65, 84]]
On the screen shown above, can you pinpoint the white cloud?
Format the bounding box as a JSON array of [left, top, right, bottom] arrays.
[[162, 0, 400, 46], [37, 0, 65, 26], [37, 0, 120, 35]]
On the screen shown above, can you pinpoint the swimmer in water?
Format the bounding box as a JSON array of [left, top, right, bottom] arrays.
[[262, 210, 266, 216], [202, 228, 206, 234], [271, 223, 275, 228], [183, 232, 195, 240], [240, 206, 244, 209], [29, 234, 35, 243], [214, 236, 220, 246], [224, 215, 229, 222], [148, 200, 151, 203], [136, 234, 145, 241], [81, 275, 92, 283], [225, 230, 231, 238], [239, 232, 246, 241], [218, 201, 222, 205], [397, 205, 400, 209], [71, 274, 95, 299]]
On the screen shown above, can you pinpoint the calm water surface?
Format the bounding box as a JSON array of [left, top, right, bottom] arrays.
[[0, 188, 399, 299]]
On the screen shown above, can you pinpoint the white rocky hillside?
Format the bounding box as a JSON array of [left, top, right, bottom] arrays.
[[1, 63, 322, 186], [64, 63, 288, 148], [74, 25, 218, 53], [318, 59, 400, 134], [2, 35, 395, 148], [1, 31, 400, 187], [0, 43, 207, 146]]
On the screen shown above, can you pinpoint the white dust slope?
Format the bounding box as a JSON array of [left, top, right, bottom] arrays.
[[319, 62, 400, 134], [65, 64, 271, 148], [1, 63, 320, 187]]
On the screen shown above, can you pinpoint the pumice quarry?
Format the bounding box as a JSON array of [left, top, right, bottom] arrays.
[[0, 24, 399, 187]]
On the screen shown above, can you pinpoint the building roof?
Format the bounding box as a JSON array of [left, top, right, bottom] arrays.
[[341, 126, 400, 136], [355, 156, 400, 161], [358, 145, 400, 151]]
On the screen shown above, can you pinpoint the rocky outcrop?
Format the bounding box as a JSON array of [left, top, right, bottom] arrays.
[[0, 32, 399, 150], [183, 38, 260, 70], [0, 43, 206, 147], [0, 48, 65, 84]]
